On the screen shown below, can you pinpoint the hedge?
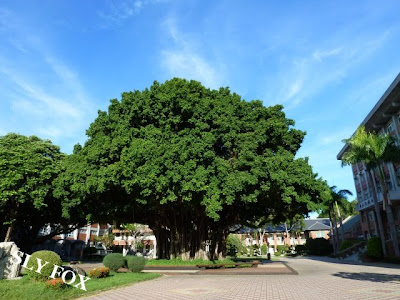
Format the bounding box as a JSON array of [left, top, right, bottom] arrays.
[[103, 253, 126, 272], [126, 256, 146, 273]]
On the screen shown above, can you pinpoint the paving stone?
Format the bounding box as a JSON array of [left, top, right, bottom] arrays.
[[80, 256, 400, 300]]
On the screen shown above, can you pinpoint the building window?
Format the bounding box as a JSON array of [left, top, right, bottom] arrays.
[[65, 231, 74, 238], [376, 183, 382, 193], [79, 228, 87, 234], [316, 231, 325, 238], [387, 123, 394, 133], [394, 207, 400, 221], [90, 229, 98, 235], [368, 211, 375, 221], [387, 179, 393, 191]]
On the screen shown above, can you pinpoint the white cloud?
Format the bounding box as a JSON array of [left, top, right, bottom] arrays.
[[98, 0, 169, 26], [160, 18, 226, 89], [312, 47, 343, 62], [267, 31, 392, 110], [0, 9, 94, 148]]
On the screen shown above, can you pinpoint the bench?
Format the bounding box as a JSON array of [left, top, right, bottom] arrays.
[[196, 261, 259, 269]]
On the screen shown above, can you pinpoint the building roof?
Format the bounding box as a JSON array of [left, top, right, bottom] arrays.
[[303, 219, 331, 231], [339, 215, 361, 233], [337, 73, 400, 160]]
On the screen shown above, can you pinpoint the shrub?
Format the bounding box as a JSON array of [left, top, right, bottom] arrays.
[[340, 240, 356, 252], [126, 256, 146, 272], [366, 237, 383, 259], [46, 278, 69, 289], [26, 250, 63, 281], [276, 245, 289, 254], [226, 234, 245, 257], [305, 238, 332, 255], [88, 267, 110, 278], [274, 251, 281, 256], [261, 245, 268, 255], [103, 253, 126, 272]]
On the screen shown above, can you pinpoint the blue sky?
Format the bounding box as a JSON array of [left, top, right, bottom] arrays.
[[1, 0, 400, 198]]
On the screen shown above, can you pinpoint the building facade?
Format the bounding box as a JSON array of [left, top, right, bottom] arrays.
[[239, 218, 331, 252], [337, 73, 400, 255]]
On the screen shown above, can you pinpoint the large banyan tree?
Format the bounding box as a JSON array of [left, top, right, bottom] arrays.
[[55, 78, 329, 259]]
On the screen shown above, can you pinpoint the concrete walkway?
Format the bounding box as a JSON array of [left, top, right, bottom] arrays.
[[80, 256, 400, 300]]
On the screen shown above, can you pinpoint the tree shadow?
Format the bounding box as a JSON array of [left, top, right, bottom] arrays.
[[332, 271, 400, 283]]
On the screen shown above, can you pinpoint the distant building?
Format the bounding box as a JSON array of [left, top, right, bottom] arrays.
[[340, 215, 362, 240], [112, 225, 157, 258], [36, 223, 111, 260], [238, 218, 331, 251]]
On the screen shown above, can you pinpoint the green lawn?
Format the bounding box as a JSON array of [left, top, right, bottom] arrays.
[[146, 258, 235, 266], [0, 272, 160, 300]]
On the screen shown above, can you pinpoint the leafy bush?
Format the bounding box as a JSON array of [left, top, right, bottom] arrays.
[[226, 234, 245, 257], [276, 245, 289, 254], [340, 240, 357, 252], [305, 238, 332, 255], [88, 267, 110, 278], [45, 278, 69, 289], [274, 251, 281, 256], [103, 253, 126, 272], [367, 237, 383, 259], [261, 245, 268, 255], [26, 250, 63, 281], [126, 256, 146, 272]]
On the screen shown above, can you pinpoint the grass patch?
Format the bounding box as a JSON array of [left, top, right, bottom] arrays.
[[146, 258, 235, 266], [0, 272, 160, 300]]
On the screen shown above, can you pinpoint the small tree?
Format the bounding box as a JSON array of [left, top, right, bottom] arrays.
[[95, 233, 115, 250], [119, 223, 146, 249]]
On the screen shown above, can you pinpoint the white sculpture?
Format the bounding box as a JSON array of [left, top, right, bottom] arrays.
[[0, 242, 21, 279]]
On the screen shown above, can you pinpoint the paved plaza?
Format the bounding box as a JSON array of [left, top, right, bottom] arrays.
[[81, 257, 400, 300]]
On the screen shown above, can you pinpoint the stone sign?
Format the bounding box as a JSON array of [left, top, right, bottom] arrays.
[[0, 242, 21, 279]]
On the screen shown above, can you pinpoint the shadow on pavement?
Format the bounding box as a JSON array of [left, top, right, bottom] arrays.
[[332, 271, 400, 283]]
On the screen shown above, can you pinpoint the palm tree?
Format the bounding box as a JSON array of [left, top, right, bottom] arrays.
[[320, 186, 352, 253], [342, 126, 400, 257], [331, 186, 353, 244]]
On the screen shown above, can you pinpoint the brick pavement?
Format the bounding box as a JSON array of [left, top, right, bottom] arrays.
[[80, 257, 400, 300]]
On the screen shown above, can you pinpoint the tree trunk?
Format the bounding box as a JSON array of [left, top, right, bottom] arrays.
[[4, 224, 13, 242], [368, 170, 387, 256], [378, 166, 400, 257], [328, 210, 338, 254], [332, 208, 340, 251], [335, 201, 345, 242]]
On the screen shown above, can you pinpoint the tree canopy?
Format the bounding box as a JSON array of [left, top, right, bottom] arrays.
[[56, 78, 330, 259], [0, 134, 64, 249]]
